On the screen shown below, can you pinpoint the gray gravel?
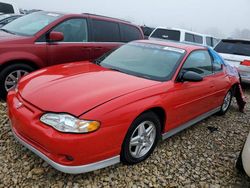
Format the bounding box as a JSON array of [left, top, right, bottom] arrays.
[[1, 86, 250, 188]]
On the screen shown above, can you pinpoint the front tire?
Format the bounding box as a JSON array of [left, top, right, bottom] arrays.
[[217, 90, 232, 115], [121, 112, 161, 165], [0, 64, 34, 100]]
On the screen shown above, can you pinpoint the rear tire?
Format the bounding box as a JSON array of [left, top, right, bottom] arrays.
[[121, 112, 161, 165], [0, 64, 34, 100], [217, 90, 232, 115]]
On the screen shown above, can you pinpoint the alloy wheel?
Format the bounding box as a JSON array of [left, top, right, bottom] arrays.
[[129, 121, 156, 158], [4, 70, 29, 91], [222, 91, 232, 112]]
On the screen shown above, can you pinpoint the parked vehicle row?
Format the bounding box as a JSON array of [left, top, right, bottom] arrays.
[[0, 11, 144, 99], [8, 40, 240, 174], [0, 7, 247, 176], [149, 27, 219, 47]]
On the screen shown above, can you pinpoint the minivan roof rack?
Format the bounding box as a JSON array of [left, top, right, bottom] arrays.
[[82, 13, 130, 23]]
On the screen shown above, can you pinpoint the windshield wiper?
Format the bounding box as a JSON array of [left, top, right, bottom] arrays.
[[0, 29, 16, 35]]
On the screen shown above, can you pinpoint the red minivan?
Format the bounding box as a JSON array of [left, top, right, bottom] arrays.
[[0, 11, 144, 99]]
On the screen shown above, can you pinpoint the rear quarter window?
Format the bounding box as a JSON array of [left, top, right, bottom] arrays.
[[150, 29, 180, 41], [120, 23, 142, 42]]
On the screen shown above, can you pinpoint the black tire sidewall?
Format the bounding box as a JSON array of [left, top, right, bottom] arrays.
[[121, 111, 161, 165], [0, 64, 34, 100]]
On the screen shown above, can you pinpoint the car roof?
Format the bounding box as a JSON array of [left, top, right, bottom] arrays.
[[136, 39, 207, 51], [38, 11, 135, 26]]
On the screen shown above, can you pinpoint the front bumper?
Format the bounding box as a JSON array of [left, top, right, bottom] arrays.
[[7, 91, 121, 174], [242, 133, 250, 177], [12, 126, 120, 174]]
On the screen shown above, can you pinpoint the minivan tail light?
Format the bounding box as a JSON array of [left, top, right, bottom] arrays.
[[240, 60, 250, 66]]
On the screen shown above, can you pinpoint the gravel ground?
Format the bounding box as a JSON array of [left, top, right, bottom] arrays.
[[1, 86, 250, 188]]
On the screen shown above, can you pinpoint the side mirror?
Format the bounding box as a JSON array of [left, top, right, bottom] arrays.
[[48, 31, 64, 42], [180, 71, 203, 82]]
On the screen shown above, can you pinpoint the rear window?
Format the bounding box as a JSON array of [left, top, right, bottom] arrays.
[[150, 29, 180, 41], [120, 23, 142, 42], [214, 40, 250, 56]]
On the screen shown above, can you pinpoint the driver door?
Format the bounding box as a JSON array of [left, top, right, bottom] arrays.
[[47, 18, 91, 66], [167, 50, 216, 130]]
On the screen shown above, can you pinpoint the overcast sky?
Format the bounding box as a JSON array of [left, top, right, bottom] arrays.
[[3, 0, 250, 38]]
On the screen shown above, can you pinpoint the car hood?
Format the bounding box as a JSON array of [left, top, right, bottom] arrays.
[[0, 31, 30, 43], [19, 62, 160, 116]]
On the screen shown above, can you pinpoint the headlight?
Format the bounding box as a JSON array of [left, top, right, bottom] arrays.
[[40, 113, 100, 133]]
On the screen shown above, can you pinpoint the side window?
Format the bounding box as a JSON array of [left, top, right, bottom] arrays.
[[120, 23, 142, 42], [92, 19, 120, 42], [209, 49, 223, 72], [53, 18, 88, 42], [206, 37, 213, 47], [182, 50, 213, 76], [185, 33, 194, 43], [194, 35, 203, 44]]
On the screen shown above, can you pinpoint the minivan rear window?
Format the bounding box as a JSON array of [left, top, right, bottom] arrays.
[[214, 40, 250, 56], [120, 23, 142, 42], [150, 29, 180, 41]]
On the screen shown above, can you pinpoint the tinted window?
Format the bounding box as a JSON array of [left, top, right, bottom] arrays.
[[206, 37, 213, 46], [150, 29, 180, 41], [182, 50, 213, 76], [100, 43, 185, 81], [53, 18, 88, 42], [185, 33, 194, 42], [141, 26, 154, 37], [121, 24, 142, 42], [92, 19, 120, 42], [214, 40, 250, 56], [0, 3, 14, 14], [194, 35, 203, 44]]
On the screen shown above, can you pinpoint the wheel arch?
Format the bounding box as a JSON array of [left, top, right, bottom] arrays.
[[139, 107, 166, 133], [0, 59, 39, 72]]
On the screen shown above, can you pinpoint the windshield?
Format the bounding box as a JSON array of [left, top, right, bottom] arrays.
[[1, 11, 63, 36], [100, 42, 185, 81], [214, 40, 250, 57]]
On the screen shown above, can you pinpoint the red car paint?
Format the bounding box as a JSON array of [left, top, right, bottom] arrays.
[[7, 40, 240, 172]]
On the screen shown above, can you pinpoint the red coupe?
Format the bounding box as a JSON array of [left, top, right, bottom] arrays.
[[8, 40, 240, 174]]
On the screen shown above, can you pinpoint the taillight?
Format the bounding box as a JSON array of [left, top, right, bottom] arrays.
[[240, 60, 250, 66]]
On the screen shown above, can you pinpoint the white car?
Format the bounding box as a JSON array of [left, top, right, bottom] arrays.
[[237, 133, 250, 176], [149, 27, 219, 47], [214, 39, 250, 84]]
